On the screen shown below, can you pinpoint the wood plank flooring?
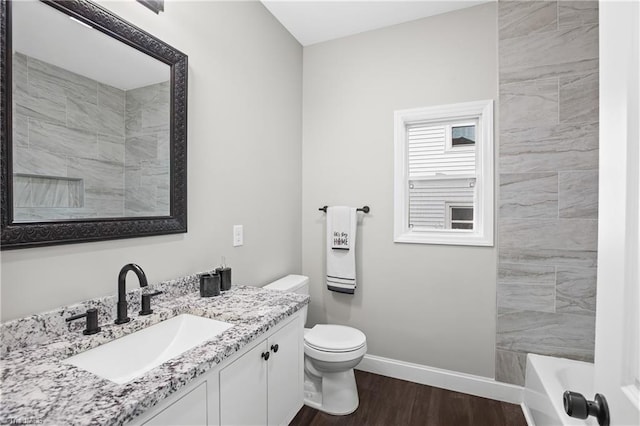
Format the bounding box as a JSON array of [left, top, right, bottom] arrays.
[[290, 370, 527, 426]]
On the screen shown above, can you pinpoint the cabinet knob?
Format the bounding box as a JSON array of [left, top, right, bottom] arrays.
[[261, 351, 270, 361], [271, 344, 279, 353]]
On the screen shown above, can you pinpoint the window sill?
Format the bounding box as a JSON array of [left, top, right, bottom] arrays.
[[394, 230, 494, 247]]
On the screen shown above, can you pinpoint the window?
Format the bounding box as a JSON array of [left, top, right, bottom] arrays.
[[394, 100, 494, 246]]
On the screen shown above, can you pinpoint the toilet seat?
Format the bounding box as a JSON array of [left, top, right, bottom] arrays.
[[304, 324, 366, 352], [304, 324, 367, 363]]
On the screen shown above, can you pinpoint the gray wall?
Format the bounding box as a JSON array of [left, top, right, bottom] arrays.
[[301, 4, 498, 377], [496, 0, 599, 385], [1, 1, 303, 321]]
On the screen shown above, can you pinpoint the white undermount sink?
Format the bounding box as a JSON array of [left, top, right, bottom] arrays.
[[64, 314, 233, 384]]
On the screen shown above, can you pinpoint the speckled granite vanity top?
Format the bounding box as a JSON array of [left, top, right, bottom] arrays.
[[0, 273, 309, 425]]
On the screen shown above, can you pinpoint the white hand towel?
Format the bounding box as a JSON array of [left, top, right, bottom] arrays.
[[326, 206, 357, 294]]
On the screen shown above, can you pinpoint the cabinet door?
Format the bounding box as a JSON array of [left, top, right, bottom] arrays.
[[220, 341, 268, 426], [143, 381, 207, 426], [267, 318, 303, 426]]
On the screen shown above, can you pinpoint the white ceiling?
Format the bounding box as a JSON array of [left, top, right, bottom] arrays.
[[261, 0, 492, 46]]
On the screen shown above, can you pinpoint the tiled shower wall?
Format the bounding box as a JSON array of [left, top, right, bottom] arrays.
[[496, 1, 599, 385], [12, 52, 169, 221], [124, 82, 170, 217]]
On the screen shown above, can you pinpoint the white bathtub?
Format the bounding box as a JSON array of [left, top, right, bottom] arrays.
[[524, 354, 597, 426]]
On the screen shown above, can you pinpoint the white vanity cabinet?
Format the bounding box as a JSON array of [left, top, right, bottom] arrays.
[[142, 382, 208, 426], [136, 367, 220, 426], [220, 315, 303, 426], [129, 311, 303, 426]]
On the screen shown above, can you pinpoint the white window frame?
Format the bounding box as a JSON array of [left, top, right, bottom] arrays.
[[394, 100, 494, 246]]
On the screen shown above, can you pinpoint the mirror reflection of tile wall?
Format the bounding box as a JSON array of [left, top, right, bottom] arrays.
[[12, 51, 170, 222], [124, 81, 170, 217]]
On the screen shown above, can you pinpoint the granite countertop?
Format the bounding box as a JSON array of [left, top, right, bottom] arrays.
[[0, 284, 309, 426]]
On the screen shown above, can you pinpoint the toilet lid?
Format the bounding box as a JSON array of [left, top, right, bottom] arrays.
[[304, 324, 366, 352]]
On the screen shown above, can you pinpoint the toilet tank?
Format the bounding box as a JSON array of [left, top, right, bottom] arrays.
[[264, 274, 309, 295], [264, 275, 309, 325]]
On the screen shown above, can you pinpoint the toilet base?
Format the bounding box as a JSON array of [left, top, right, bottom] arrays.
[[303, 368, 359, 415]]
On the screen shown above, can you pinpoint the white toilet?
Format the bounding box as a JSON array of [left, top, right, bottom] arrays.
[[264, 275, 367, 415]]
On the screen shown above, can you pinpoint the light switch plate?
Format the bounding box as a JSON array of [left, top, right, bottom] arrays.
[[233, 225, 243, 247]]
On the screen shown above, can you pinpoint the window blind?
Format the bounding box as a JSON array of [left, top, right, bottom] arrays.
[[407, 124, 476, 178], [408, 178, 475, 229], [407, 123, 476, 229]]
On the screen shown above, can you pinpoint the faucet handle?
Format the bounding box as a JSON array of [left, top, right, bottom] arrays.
[[66, 308, 101, 335], [139, 291, 163, 316]]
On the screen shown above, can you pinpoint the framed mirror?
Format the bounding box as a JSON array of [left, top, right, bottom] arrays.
[[1, 0, 188, 249]]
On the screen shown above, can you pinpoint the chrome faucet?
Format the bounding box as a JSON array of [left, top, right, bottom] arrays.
[[115, 263, 148, 324]]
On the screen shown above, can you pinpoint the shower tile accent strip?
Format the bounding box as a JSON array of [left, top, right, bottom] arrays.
[[0, 276, 309, 425], [496, 0, 599, 385]]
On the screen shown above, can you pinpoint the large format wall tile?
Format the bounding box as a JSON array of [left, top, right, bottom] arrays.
[[559, 72, 598, 124], [500, 122, 598, 173], [499, 78, 558, 130], [495, 349, 527, 386], [499, 1, 557, 41], [499, 172, 558, 218], [13, 115, 29, 148], [497, 284, 555, 313], [125, 134, 158, 165], [142, 103, 170, 134], [29, 119, 98, 159], [559, 170, 598, 218], [556, 266, 597, 316], [97, 134, 125, 164], [125, 82, 169, 137], [97, 83, 125, 137], [500, 58, 599, 86], [157, 132, 170, 161], [14, 88, 66, 126], [13, 177, 32, 208], [27, 55, 97, 104], [13, 147, 67, 177], [499, 218, 597, 251], [67, 158, 124, 191], [12, 52, 28, 92], [67, 97, 98, 132], [498, 247, 597, 269], [498, 263, 556, 286], [558, 1, 599, 29], [496, 310, 595, 361], [499, 24, 598, 79]]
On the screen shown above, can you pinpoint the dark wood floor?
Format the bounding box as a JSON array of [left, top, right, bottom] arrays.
[[290, 370, 527, 426]]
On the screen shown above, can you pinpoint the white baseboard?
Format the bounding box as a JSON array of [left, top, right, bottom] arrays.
[[356, 354, 523, 405]]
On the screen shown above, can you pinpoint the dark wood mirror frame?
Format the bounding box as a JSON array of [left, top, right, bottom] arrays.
[[0, 0, 188, 250]]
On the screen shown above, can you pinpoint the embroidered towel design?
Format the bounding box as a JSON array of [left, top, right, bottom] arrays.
[[331, 206, 352, 250], [326, 206, 357, 294]]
